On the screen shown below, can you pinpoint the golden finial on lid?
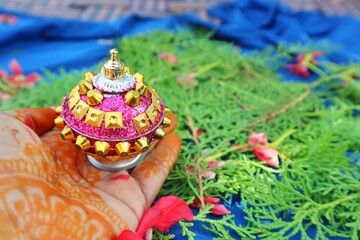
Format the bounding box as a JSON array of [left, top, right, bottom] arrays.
[[101, 48, 125, 80]]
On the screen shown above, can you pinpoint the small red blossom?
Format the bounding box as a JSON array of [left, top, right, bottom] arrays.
[[248, 132, 268, 146], [286, 51, 323, 78], [286, 63, 310, 77], [0, 60, 40, 89], [234, 132, 280, 167], [204, 170, 216, 180], [187, 165, 195, 174], [187, 159, 224, 179], [117, 196, 193, 240], [296, 51, 323, 64], [0, 14, 18, 25], [210, 204, 232, 215], [190, 197, 231, 216], [158, 52, 177, 64], [176, 73, 199, 88], [0, 92, 12, 100], [190, 197, 220, 207], [252, 147, 279, 167], [206, 159, 225, 168], [187, 167, 216, 179], [206, 160, 218, 168]]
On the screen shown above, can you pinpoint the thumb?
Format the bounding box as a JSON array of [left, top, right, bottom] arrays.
[[1, 108, 57, 136]]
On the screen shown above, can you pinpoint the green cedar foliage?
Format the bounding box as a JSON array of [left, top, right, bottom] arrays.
[[1, 31, 359, 240]]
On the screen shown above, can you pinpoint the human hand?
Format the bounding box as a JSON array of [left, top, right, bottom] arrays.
[[0, 108, 181, 239]]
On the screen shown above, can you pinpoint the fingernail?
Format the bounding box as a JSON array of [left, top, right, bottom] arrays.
[[109, 174, 130, 181]]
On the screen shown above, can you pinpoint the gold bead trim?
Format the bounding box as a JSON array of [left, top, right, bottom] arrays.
[[133, 72, 144, 83], [85, 108, 104, 127], [105, 112, 123, 129], [154, 128, 166, 139], [123, 67, 131, 74], [61, 130, 159, 158], [84, 71, 96, 81], [60, 126, 75, 141], [136, 82, 149, 96], [55, 106, 62, 115], [145, 104, 159, 124], [115, 142, 130, 157], [72, 100, 89, 120], [125, 90, 140, 107], [69, 85, 80, 98], [75, 135, 91, 151], [133, 113, 150, 134], [162, 116, 172, 128], [87, 89, 104, 106], [133, 137, 149, 152], [94, 141, 111, 156], [68, 92, 80, 110], [79, 80, 93, 94], [54, 116, 65, 128]]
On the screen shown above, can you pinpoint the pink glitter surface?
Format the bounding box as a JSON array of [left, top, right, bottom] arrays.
[[62, 90, 165, 141]]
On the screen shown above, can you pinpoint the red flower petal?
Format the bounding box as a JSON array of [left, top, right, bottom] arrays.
[[203, 171, 216, 179], [158, 52, 177, 64], [210, 204, 231, 215], [117, 230, 142, 240], [296, 53, 306, 62], [253, 147, 279, 167], [286, 63, 310, 77], [189, 196, 220, 209], [187, 165, 195, 174], [9, 59, 23, 75], [206, 160, 218, 168], [248, 132, 268, 146], [189, 197, 201, 209], [204, 196, 220, 204], [0, 70, 8, 79], [0, 93, 12, 100], [0, 14, 17, 24], [25, 73, 40, 85], [135, 196, 194, 237]]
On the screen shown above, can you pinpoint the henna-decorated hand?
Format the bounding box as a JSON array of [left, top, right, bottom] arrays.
[[0, 108, 181, 239]]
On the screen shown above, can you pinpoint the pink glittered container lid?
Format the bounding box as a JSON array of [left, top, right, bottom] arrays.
[[62, 91, 165, 141]]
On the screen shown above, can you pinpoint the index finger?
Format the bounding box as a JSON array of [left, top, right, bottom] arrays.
[[131, 133, 181, 207], [1, 108, 56, 136]]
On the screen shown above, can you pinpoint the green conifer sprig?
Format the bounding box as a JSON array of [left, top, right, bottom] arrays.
[[1, 31, 359, 240]]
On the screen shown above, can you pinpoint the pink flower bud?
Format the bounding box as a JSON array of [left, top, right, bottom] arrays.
[[0, 93, 12, 100], [206, 160, 218, 168], [203, 171, 216, 180], [210, 204, 231, 215], [248, 132, 268, 146], [187, 165, 195, 175], [203, 197, 220, 204], [9, 59, 23, 75], [158, 52, 177, 64], [252, 147, 279, 167], [286, 63, 310, 77]]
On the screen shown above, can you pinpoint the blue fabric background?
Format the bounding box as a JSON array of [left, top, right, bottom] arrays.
[[1, 0, 360, 75], [1, 0, 359, 239]]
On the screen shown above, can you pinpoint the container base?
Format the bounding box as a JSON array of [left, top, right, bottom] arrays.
[[87, 153, 146, 172]]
